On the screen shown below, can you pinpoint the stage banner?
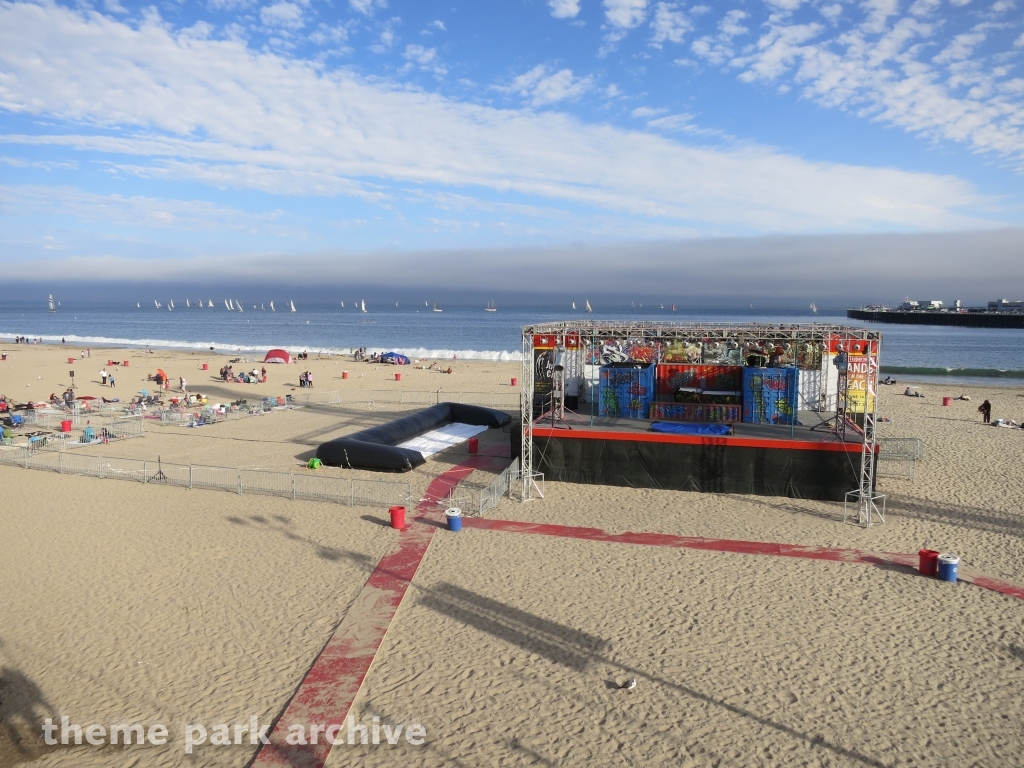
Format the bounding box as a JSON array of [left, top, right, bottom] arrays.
[[599, 364, 654, 418], [846, 355, 877, 413], [655, 365, 743, 398], [650, 403, 741, 423], [742, 367, 799, 425]]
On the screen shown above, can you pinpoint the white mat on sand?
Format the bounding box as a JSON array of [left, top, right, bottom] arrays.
[[398, 422, 488, 457]]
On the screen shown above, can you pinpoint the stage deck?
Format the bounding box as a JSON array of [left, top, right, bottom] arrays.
[[524, 411, 867, 501]]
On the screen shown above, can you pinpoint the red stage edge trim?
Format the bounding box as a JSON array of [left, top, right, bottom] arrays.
[[460, 518, 1024, 603], [248, 455, 509, 768], [531, 426, 865, 452]]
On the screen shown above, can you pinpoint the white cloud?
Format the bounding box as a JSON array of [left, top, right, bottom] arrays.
[[349, 0, 386, 16], [309, 23, 350, 45], [502, 65, 594, 106], [403, 44, 447, 75], [548, 0, 581, 19], [650, 3, 692, 47], [371, 18, 398, 52], [422, 19, 446, 34], [208, 0, 255, 10], [261, 2, 306, 30], [719, 10, 749, 38], [1015, 31, 1024, 46], [0, 2, 1000, 233], [722, 4, 1024, 165], [604, 0, 648, 28], [631, 106, 668, 117], [103, 0, 128, 14]]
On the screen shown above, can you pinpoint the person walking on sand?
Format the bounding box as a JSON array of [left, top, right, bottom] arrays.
[[100, 369, 108, 386], [109, 375, 115, 388], [261, 366, 267, 384], [180, 376, 187, 393], [979, 399, 992, 424]]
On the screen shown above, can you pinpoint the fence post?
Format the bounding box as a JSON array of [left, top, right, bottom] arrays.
[[144, 460, 148, 482], [189, 465, 193, 490], [291, 474, 296, 501], [59, 452, 64, 475], [237, 469, 242, 495], [349, 479, 354, 507]]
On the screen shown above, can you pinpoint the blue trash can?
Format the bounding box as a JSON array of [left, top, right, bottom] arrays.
[[937, 554, 959, 583], [446, 508, 462, 532]]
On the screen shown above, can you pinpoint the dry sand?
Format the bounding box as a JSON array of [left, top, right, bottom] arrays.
[[2, 343, 1024, 767]]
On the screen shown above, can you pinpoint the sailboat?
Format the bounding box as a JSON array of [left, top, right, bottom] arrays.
[[261, 303, 264, 310], [270, 301, 275, 312], [485, 299, 497, 312], [340, 301, 344, 308], [289, 300, 296, 312], [433, 300, 442, 313], [671, 304, 676, 311], [425, 301, 428, 307], [48, 295, 56, 312], [169, 300, 174, 309], [660, 304, 664, 309], [154, 300, 161, 308], [360, 300, 367, 313], [208, 300, 214, 308], [572, 302, 577, 310], [585, 300, 592, 313], [224, 299, 230, 310], [137, 302, 141, 308], [236, 300, 243, 313], [186, 299, 191, 307], [809, 302, 818, 315]]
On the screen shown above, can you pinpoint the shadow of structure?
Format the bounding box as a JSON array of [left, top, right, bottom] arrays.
[[0, 666, 64, 766], [418, 583, 607, 672], [886, 493, 1024, 540], [418, 583, 890, 768], [225, 515, 376, 570]]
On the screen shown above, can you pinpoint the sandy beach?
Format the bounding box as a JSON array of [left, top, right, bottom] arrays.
[[2, 343, 1024, 767]]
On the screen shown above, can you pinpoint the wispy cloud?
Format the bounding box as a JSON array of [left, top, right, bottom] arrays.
[[548, 0, 581, 19], [0, 2, 1001, 235]]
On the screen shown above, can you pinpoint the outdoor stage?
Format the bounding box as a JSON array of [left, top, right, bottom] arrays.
[[518, 414, 867, 501]]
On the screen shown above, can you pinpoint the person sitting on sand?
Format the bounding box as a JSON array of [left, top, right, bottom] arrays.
[[904, 386, 923, 397], [445, 367, 453, 374], [955, 393, 971, 401]]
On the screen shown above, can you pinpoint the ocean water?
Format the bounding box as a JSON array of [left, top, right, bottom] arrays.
[[2, 301, 1022, 386]]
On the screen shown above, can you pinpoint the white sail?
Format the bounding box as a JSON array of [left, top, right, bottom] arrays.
[[261, 304, 264, 310], [433, 300, 442, 312], [809, 302, 818, 314], [137, 302, 141, 308], [48, 294, 56, 312], [224, 299, 230, 310], [169, 300, 174, 309], [237, 300, 243, 312], [361, 300, 366, 313], [186, 299, 190, 307], [425, 301, 428, 307], [340, 301, 344, 308], [572, 302, 576, 310], [208, 300, 214, 307], [585, 300, 592, 313], [485, 299, 496, 312], [289, 300, 296, 312], [155, 300, 160, 308], [270, 301, 275, 311], [168, 303, 173, 312]]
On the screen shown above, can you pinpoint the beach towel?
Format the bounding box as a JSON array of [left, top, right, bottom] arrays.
[[649, 422, 733, 436]]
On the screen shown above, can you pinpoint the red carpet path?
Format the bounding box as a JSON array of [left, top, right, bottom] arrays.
[[249, 453, 507, 768], [252, 457, 1024, 767]]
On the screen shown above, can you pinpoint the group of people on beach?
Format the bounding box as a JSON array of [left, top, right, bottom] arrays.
[[12, 336, 42, 344], [219, 365, 267, 384], [298, 371, 314, 388]]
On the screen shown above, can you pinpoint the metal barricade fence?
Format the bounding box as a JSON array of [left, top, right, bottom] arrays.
[[478, 458, 519, 516], [877, 437, 924, 479], [240, 469, 294, 499]]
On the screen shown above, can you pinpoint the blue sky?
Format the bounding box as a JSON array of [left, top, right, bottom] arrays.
[[1, 0, 1023, 297]]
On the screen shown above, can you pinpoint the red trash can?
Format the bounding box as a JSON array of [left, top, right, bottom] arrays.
[[202, 363, 209, 370], [342, 371, 349, 379], [60, 420, 72, 433], [942, 396, 951, 406], [67, 357, 74, 364], [919, 549, 940, 577], [389, 506, 406, 530], [395, 372, 402, 381], [511, 377, 518, 386], [468, 437, 479, 454], [123, 360, 129, 367]]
